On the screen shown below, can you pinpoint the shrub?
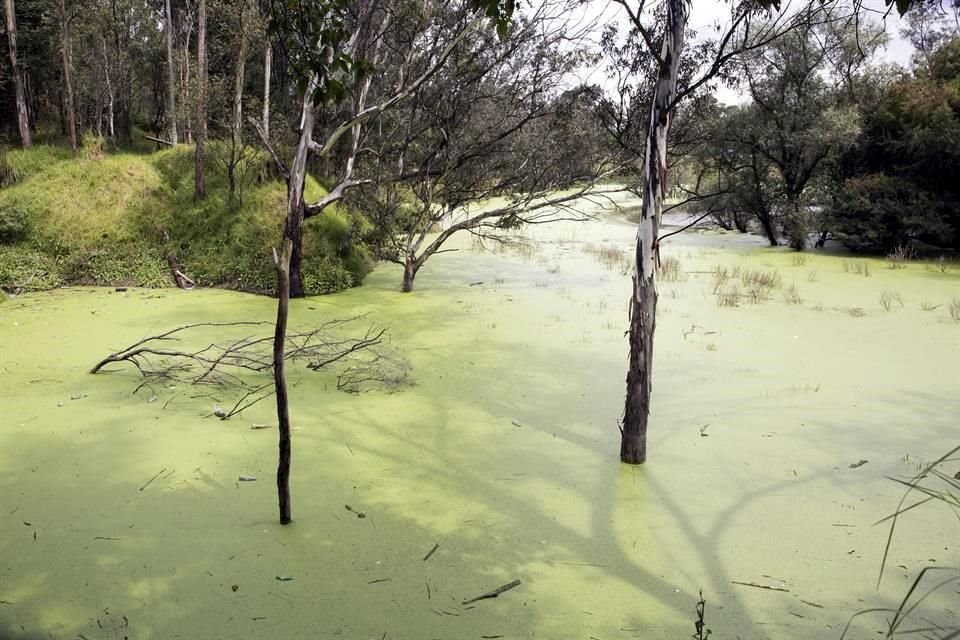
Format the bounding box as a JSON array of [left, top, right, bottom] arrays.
[[0, 246, 63, 291], [829, 174, 955, 251], [0, 202, 29, 244]]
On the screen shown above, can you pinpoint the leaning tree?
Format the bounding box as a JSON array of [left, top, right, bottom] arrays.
[[355, 1, 627, 292]]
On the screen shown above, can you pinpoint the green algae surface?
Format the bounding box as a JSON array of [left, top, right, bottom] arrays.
[[1, 217, 958, 639]]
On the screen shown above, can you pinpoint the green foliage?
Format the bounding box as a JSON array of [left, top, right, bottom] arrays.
[[829, 36, 960, 251], [830, 174, 950, 250], [0, 145, 372, 295], [0, 202, 30, 244], [0, 246, 63, 291]]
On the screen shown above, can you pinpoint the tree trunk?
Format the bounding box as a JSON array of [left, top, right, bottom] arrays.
[[194, 0, 206, 200], [272, 87, 314, 524], [621, 0, 689, 465], [181, 18, 192, 145], [273, 236, 293, 525], [59, 0, 77, 156], [289, 223, 305, 298], [757, 212, 779, 246], [401, 257, 418, 293], [228, 13, 248, 202], [733, 212, 750, 233], [164, 0, 178, 144], [4, 0, 31, 148], [262, 44, 271, 138]]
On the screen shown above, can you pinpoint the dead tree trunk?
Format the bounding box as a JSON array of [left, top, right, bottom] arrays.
[[262, 44, 271, 138], [194, 0, 206, 199], [272, 89, 314, 524], [4, 0, 31, 148], [164, 0, 178, 144], [58, 0, 77, 155], [274, 237, 293, 525], [621, 0, 689, 465]]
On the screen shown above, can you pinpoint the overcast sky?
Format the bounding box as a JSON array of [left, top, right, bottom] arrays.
[[572, 0, 923, 104]]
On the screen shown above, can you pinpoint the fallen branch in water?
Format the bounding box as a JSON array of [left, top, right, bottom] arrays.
[[90, 318, 411, 417], [731, 580, 790, 593], [462, 579, 522, 605], [139, 468, 167, 491]]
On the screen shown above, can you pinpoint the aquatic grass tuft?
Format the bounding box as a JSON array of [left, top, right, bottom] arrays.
[[659, 255, 685, 282], [710, 265, 729, 293], [842, 259, 871, 276], [783, 284, 803, 304], [886, 244, 915, 270], [923, 255, 951, 273], [584, 243, 630, 272], [739, 268, 782, 290], [950, 298, 960, 322], [715, 286, 740, 307], [879, 289, 903, 311]]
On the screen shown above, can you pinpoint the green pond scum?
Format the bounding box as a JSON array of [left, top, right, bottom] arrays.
[[0, 215, 957, 639]]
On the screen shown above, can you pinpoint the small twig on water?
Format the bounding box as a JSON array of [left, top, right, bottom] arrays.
[[139, 468, 167, 491], [423, 543, 440, 562], [462, 579, 522, 605], [731, 580, 790, 593]]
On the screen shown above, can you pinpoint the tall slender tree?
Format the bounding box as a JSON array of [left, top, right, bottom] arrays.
[[164, 0, 178, 143], [4, 0, 31, 148], [619, 0, 689, 464], [262, 43, 271, 138], [194, 0, 207, 199], [58, 0, 77, 155]]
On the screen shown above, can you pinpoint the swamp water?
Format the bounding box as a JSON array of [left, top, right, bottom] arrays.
[[0, 212, 958, 639]]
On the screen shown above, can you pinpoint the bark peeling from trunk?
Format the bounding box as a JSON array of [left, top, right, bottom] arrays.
[[621, 0, 690, 465]]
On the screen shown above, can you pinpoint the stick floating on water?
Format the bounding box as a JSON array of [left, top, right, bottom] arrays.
[[462, 579, 522, 605]]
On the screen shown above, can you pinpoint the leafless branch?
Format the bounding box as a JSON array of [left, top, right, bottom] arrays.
[[90, 318, 411, 416]]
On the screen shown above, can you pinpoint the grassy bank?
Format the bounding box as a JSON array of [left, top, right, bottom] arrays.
[[0, 143, 373, 296]]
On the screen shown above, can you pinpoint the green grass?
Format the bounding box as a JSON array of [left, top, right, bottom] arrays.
[[0, 144, 372, 295]]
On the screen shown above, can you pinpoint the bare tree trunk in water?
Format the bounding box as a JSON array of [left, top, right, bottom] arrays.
[[262, 45, 271, 138], [58, 0, 77, 155], [194, 0, 206, 199], [5, 0, 31, 148], [621, 0, 689, 464], [272, 91, 314, 523], [401, 256, 418, 293], [274, 236, 293, 525], [164, 0, 178, 144], [758, 213, 779, 246]]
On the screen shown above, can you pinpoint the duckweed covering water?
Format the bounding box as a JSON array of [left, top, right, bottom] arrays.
[[1, 213, 957, 639]]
